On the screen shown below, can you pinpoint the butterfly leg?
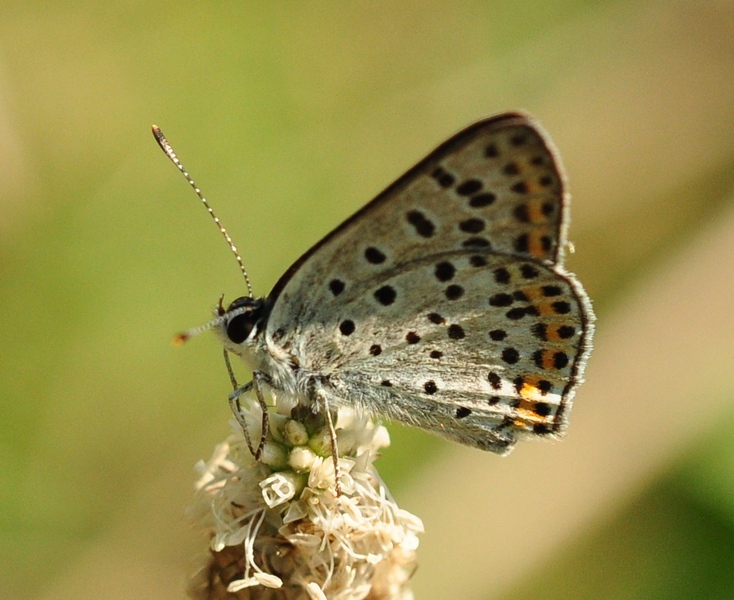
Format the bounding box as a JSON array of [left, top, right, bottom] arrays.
[[307, 378, 342, 497], [223, 349, 269, 460], [251, 371, 271, 461]]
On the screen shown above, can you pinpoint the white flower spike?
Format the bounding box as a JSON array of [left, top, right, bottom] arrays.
[[187, 394, 423, 600]]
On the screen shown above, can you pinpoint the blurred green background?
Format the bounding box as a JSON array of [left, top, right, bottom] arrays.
[[2, 2, 734, 599]]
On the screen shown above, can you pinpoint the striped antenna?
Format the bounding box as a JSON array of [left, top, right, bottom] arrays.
[[152, 125, 254, 298], [172, 301, 254, 346]]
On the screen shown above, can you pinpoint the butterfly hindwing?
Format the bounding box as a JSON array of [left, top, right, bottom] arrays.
[[294, 250, 589, 451]]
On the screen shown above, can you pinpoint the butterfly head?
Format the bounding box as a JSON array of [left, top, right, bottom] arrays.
[[216, 296, 269, 354]]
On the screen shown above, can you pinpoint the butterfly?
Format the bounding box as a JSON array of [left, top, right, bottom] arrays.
[[154, 112, 594, 477]]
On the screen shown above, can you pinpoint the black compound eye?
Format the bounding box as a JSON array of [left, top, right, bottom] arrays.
[[224, 297, 266, 344], [226, 314, 256, 343]]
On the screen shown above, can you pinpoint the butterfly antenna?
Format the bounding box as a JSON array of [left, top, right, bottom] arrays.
[[172, 301, 253, 346], [152, 125, 254, 299]]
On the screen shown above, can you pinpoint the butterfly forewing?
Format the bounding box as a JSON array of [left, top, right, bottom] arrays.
[[264, 113, 593, 453], [268, 114, 566, 328]]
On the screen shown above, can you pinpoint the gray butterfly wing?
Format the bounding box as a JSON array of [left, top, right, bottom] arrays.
[[265, 113, 594, 453]]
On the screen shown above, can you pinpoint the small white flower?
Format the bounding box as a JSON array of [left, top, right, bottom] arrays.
[[260, 472, 301, 508], [289, 445, 317, 473], [187, 395, 423, 600]]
